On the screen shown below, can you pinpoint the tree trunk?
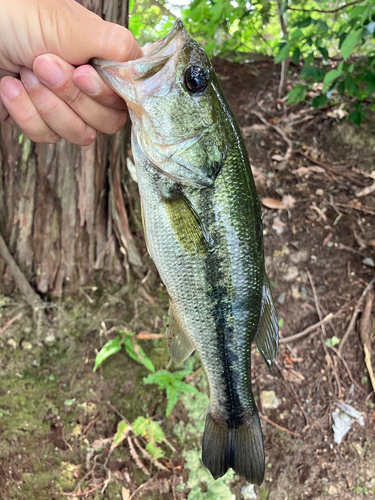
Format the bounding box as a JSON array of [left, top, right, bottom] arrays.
[[0, 0, 143, 297]]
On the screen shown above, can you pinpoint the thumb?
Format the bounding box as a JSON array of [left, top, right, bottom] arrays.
[[42, 1, 143, 65]]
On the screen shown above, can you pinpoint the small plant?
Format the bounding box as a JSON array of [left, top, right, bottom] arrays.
[[93, 329, 155, 372], [325, 336, 340, 347], [132, 415, 166, 460], [143, 370, 199, 417]]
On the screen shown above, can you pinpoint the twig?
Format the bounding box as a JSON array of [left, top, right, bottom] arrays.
[[0, 231, 44, 311], [133, 437, 167, 471], [275, 360, 309, 425], [0, 312, 24, 335], [328, 345, 366, 394], [339, 278, 375, 353], [128, 481, 149, 500], [185, 366, 204, 382], [127, 436, 149, 476], [360, 290, 375, 398], [259, 413, 302, 438], [280, 313, 334, 343], [288, 1, 360, 14], [307, 271, 341, 398], [172, 481, 177, 500], [136, 331, 164, 340], [251, 109, 294, 160]]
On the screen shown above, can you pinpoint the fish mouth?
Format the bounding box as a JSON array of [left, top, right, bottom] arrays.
[[90, 19, 188, 104]]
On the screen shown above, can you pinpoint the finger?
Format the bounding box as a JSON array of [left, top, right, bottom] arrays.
[[0, 69, 19, 79], [0, 76, 60, 143], [20, 68, 97, 145], [72, 64, 127, 111], [52, 10, 143, 65], [0, 93, 10, 121], [32, 55, 127, 134]]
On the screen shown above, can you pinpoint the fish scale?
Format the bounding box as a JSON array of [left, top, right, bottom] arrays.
[[92, 19, 278, 485]]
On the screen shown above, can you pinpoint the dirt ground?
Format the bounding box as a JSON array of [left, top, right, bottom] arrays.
[[1, 59, 375, 500]]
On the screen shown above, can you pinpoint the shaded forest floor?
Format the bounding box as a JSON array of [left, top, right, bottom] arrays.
[[1, 59, 375, 500]]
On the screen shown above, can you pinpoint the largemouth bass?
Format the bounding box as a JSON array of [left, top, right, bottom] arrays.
[[92, 20, 278, 485]]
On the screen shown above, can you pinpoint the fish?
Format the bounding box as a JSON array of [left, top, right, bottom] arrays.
[[91, 19, 278, 485]]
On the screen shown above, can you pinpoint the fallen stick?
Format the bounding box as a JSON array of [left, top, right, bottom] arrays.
[[259, 413, 302, 438], [251, 109, 294, 160], [0, 311, 24, 335], [280, 313, 334, 343], [0, 231, 44, 311], [339, 278, 375, 353], [360, 290, 375, 397]]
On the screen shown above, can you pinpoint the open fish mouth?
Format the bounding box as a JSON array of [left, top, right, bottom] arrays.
[[90, 19, 188, 104]]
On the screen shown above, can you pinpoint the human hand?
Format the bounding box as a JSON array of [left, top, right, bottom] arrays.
[[0, 0, 142, 145]]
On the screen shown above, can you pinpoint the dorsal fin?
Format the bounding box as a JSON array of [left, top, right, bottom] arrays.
[[165, 303, 195, 365], [255, 276, 279, 372]]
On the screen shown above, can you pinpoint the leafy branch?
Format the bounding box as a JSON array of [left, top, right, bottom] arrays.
[[288, 1, 360, 14]]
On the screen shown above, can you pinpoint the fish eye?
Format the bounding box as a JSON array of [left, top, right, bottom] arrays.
[[185, 66, 208, 93]]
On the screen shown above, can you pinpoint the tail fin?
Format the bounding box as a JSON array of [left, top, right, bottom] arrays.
[[202, 411, 265, 485]]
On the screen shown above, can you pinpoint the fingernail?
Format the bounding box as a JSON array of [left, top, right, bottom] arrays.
[[74, 69, 101, 95], [34, 56, 64, 87], [1, 78, 22, 100], [21, 68, 40, 89]]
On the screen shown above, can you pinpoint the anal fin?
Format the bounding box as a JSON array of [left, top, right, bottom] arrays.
[[166, 303, 195, 365], [255, 275, 279, 372]]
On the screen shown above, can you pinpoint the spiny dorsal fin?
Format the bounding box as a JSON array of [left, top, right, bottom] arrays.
[[255, 275, 279, 372], [164, 191, 211, 256], [166, 303, 195, 365]]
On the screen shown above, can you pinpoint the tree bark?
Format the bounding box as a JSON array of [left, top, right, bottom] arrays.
[[0, 0, 143, 297]]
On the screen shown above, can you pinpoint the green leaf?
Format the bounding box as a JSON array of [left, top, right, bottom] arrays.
[[290, 28, 303, 41], [305, 53, 314, 66], [322, 69, 342, 92], [348, 109, 363, 126], [93, 336, 122, 372], [312, 94, 328, 108], [292, 47, 301, 64], [275, 42, 292, 64], [211, 2, 225, 22], [349, 5, 367, 20], [286, 84, 307, 105], [295, 16, 311, 29], [318, 47, 329, 59], [113, 420, 131, 448], [365, 72, 375, 95], [123, 337, 155, 372], [166, 385, 179, 417], [324, 336, 340, 347], [340, 30, 362, 60], [301, 66, 324, 81], [132, 416, 165, 460], [146, 441, 163, 460], [345, 75, 357, 95], [317, 20, 329, 33]]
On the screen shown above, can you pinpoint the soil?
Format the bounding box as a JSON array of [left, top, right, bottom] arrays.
[[1, 58, 375, 500]]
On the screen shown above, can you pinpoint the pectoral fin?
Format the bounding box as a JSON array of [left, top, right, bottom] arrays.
[[166, 304, 195, 365], [140, 198, 150, 255], [164, 191, 211, 256], [255, 276, 279, 372]]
